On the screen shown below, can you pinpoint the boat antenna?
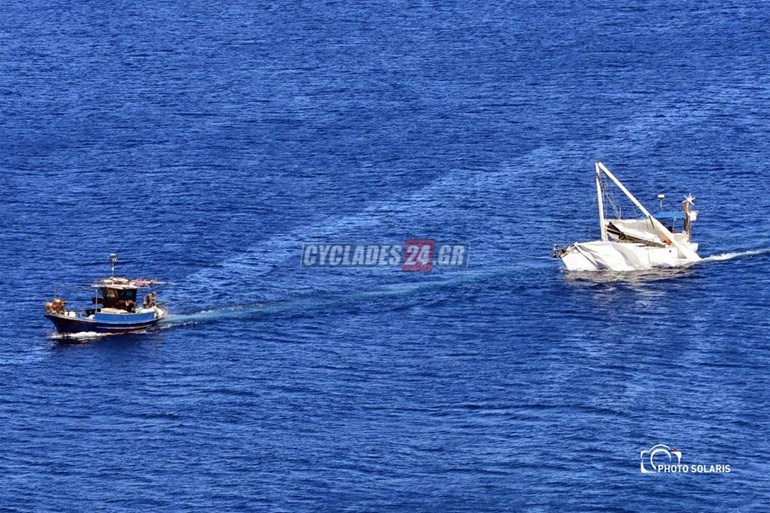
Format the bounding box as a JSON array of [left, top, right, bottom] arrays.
[[657, 193, 665, 211], [109, 253, 118, 277]]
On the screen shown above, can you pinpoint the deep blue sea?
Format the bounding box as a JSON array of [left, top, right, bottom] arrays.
[[2, 1, 770, 511]]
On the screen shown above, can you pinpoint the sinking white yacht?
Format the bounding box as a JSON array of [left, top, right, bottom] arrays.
[[554, 162, 700, 272]]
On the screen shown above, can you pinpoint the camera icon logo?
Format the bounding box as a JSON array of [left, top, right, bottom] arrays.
[[640, 444, 682, 473]]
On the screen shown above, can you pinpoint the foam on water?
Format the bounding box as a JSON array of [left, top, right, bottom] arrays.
[[700, 247, 770, 263], [155, 257, 559, 331], [48, 330, 141, 341]]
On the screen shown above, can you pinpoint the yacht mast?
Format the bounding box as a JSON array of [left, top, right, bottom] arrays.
[[595, 163, 608, 242]]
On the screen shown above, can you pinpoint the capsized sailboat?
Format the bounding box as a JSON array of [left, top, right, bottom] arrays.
[[553, 162, 700, 272]]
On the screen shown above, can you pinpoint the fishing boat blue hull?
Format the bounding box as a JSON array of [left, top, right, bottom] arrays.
[[45, 310, 165, 334], [44, 255, 168, 336]]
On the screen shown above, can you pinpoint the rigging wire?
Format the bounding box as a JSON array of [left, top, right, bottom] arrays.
[[600, 173, 642, 219]]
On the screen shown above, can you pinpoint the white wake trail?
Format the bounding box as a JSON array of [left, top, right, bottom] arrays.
[[700, 247, 770, 263]]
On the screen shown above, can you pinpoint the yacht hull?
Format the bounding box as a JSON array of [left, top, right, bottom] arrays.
[[559, 241, 699, 272]]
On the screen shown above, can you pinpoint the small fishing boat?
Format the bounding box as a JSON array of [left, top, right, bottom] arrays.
[[553, 162, 701, 272], [44, 254, 168, 334]]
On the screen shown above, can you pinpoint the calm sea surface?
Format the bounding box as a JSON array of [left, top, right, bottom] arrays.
[[2, 1, 770, 511]]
